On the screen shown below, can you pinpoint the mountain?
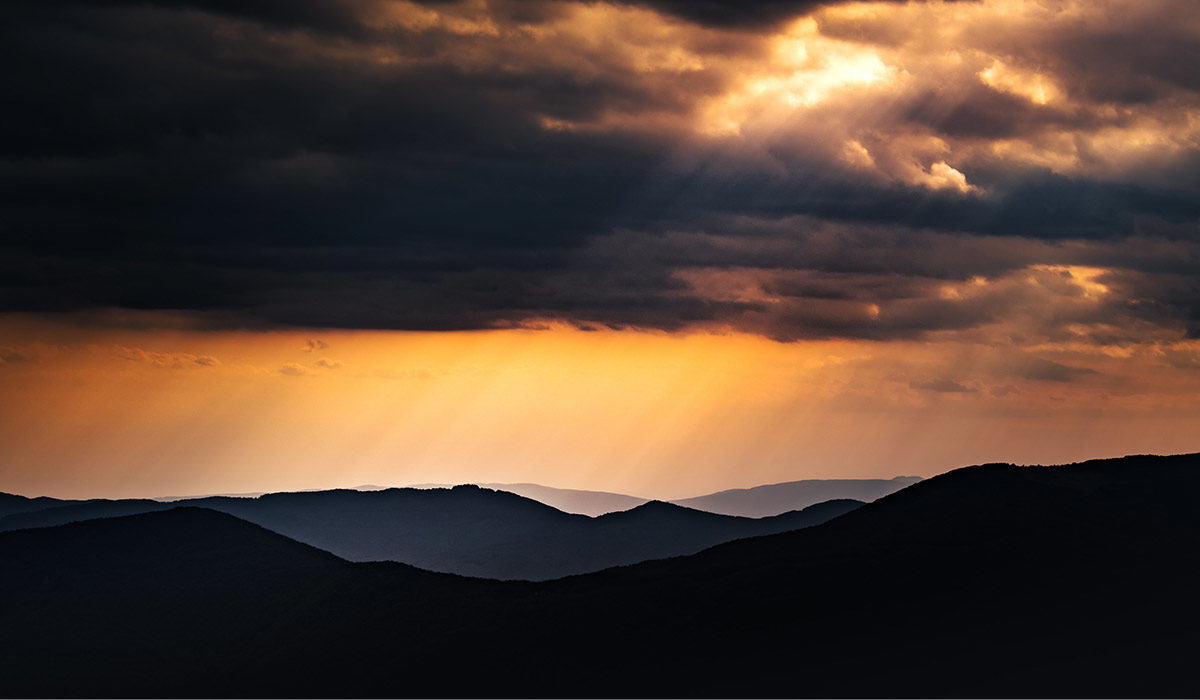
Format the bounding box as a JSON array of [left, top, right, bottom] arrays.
[[2, 453, 1198, 697], [0, 507, 499, 698], [0, 505, 343, 574], [0, 486, 862, 580], [422, 477, 923, 516], [1, 474, 921, 525], [0, 497, 174, 530], [669, 475, 923, 517], [550, 452, 1200, 696], [472, 482, 649, 516], [0, 492, 74, 519]]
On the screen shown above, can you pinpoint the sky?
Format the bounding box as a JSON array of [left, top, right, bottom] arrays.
[[3, 0, 1200, 499]]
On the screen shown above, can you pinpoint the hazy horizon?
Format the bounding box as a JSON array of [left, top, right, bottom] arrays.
[[9, 463, 933, 502]]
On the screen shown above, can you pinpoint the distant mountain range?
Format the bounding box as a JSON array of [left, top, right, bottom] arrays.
[[409, 476, 922, 516], [8, 475, 920, 520], [0, 492, 69, 519], [0, 487, 861, 579], [670, 475, 922, 517], [471, 482, 649, 517], [2, 452, 1197, 697]]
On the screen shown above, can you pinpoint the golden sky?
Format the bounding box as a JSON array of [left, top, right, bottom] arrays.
[[3, 307, 1199, 499], [3, 0, 1199, 498]]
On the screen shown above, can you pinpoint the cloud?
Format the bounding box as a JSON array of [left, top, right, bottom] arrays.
[[1003, 357, 1098, 384], [113, 346, 220, 369], [278, 363, 309, 376], [1160, 344, 1200, 371], [304, 339, 329, 353], [314, 358, 341, 369], [616, 1, 853, 28], [0, 347, 38, 365], [1, 0, 1197, 349], [910, 379, 976, 394]]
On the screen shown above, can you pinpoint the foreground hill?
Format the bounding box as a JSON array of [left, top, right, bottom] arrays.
[[0, 487, 861, 579], [670, 475, 922, 517], [0, 508, 504, 697], [1, 452, 1197, 697]]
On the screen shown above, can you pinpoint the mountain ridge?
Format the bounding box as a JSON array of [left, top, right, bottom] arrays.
[[2, 452, 1198, 696], [0, 485, 863, 580]]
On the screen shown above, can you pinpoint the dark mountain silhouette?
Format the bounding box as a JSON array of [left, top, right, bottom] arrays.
[[0, 497, 172, 530], [0, 486, 862, 580], [472, 482, 649, 516], [2, 452, 1199, 697], [0, 507, 505, 698], [0, 492, 73, 519], [670, 475, 923, 517], [0, 505, 343, 573], [411, 477, 922, 516]]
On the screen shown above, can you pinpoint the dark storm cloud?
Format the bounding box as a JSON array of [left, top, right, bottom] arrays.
[[899, 84, 1099, 140], [2, 0, 1199, 342], [616, 0, 834, 27]]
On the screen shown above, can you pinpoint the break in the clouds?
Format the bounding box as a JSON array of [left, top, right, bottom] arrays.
[[3, 0, 1199, 345]]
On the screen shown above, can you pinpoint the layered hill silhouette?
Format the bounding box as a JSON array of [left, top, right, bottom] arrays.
[[0, 487, 861, 580], [0, 508, 500, 697], [670, 475, 922, 517], [412, 477, 922, 516], [0, 474, 920, 528], [2, 452, 1198, 697], [469, 482, 649, 516], [0, 492, 70, 519]]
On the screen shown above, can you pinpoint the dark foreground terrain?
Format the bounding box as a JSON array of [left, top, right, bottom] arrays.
[[2, 453, 1198, 697]]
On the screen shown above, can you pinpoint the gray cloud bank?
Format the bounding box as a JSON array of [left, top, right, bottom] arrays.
[[3, 0, 1198, 342]]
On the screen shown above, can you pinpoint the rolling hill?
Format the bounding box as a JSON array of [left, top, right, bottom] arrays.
[[0, 486, 862, 580], [1, 452, 1197, 697], [407, 477, 925, 516], [670, 475, 922, 517], [0, 492, 73, 519], [471, 482, 649, 516]]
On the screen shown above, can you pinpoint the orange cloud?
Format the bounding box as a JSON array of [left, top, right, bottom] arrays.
[[113, 346, 220, 369]]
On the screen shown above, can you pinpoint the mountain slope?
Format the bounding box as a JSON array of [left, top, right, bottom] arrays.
[[0, 507, 500, 698], [0, 486, 862, 580], [0, 492, 74, 519], [2, 453, 1199, 697], [535, 452, 1200, 696], [473, 482, 649, 516], [670, 475, 922, 517], [0, 497, 174, 530], [0, 505, 343, 574]]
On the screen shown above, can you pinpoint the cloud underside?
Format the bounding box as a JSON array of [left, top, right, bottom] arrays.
[[2, 0, 1199, 346]]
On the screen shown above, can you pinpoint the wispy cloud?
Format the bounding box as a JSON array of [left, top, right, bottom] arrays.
[[113, 346, 220, 370]]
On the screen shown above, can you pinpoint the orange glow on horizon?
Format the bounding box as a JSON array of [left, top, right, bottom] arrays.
[[2, 313, 1199, 501]]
